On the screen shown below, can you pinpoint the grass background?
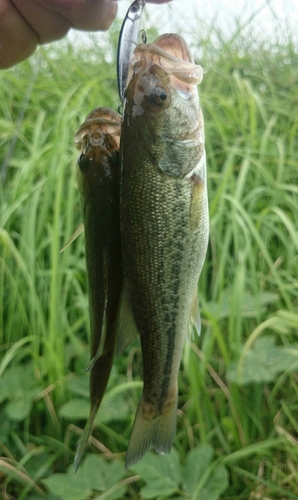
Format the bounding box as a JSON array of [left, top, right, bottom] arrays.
[[0, 11, 298, 500]]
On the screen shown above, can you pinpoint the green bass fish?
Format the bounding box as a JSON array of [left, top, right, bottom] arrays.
[[120, 34, 209, 468], [74, 107, 122, 471]]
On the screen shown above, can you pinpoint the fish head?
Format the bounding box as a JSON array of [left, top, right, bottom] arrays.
[[123, 34, 205, 177], [75, 107, 121, 189], [75, 107, 121, 153], [75, 107, 121, 180]]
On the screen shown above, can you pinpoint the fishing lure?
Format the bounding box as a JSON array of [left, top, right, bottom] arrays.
[[117, 0, 146, 100]]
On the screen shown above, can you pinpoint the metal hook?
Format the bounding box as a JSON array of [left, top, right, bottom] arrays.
[[118, 102, 124, 115], [140, 29, 147, 44]]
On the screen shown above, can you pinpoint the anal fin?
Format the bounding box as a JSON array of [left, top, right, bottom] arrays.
[[190, 291, 201, 336], [116, 283, 139, 356]]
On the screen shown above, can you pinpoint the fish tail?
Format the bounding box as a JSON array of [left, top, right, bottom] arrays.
[[74, 405, 98, 472], [125, 393, 177, 469]]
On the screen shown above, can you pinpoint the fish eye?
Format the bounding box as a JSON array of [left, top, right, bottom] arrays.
[[159, 89, 167, 101], [150, 86, 170, 107]]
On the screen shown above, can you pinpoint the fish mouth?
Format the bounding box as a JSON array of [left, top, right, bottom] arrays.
[[75, 107, 121, 150], [131, 34, 203, 88], [154, 34, 194, 64]]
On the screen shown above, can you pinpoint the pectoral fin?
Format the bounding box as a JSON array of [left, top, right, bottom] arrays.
[[60, 222, 84, 253]]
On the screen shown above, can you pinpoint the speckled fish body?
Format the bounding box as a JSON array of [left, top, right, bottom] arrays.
[[120, 34, 209, 468], [74, 107, 122, 471]]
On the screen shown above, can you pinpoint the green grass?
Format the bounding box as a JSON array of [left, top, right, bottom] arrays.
[[0, 20, 298, 500]]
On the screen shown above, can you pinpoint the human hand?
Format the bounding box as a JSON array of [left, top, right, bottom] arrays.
[[0, 0, 172, 69]]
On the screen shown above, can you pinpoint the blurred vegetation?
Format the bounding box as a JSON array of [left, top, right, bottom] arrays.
[[0, 14, 298, 500]]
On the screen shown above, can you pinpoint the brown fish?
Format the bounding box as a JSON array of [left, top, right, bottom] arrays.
[[120, 34, 209, 468], [74, 107, 122, 471]]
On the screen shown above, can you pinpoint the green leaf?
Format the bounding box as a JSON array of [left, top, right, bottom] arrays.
[[79, 454, 126, 493], [2, 363, 40, 421], [59, 398, 90, 420], [93, 484, 126, 500], [182, 446, 228, 500], [42, 457, 126, 500], [59, 393, 130, 423], [1, 362, 41, 420], [132, 448, 181, 499], [96, 393, 130, 423], [67, 375, 89, 398], [194, 467, 229, 500], [42, 467, 92, 500], [2, 363, 38, 396], [66, 368, 122, 399], [227, 336, 298, 385], [182, 445, 214, 495], [6, 397, 32, 421]]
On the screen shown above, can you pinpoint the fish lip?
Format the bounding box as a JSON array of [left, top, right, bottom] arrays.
[[153, 33, 195, 64]]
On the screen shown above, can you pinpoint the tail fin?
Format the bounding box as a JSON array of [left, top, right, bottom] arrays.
[[125, 394, 177, 469]]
